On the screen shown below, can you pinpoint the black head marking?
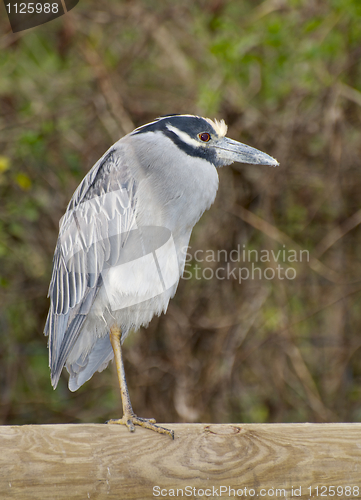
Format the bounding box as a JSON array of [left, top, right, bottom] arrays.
[[132, 115, 217, 136], [132, 115, 219, 163]]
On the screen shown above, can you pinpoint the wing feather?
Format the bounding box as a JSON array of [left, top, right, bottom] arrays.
[[45, 147, 138, 388]]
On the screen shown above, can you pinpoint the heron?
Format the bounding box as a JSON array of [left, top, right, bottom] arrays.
[[45, 114, 278, 438]]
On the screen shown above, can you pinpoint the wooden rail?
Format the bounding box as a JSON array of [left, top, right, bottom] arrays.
[[1, 423, 361, 499]]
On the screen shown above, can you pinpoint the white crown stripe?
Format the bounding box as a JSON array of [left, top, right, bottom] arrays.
[[205, 118, 228, 137]]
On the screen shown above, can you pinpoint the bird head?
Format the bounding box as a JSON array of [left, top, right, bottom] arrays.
[[132, 114, 278, 168]]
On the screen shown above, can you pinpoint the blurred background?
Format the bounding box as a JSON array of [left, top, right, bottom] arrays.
[[1, 0, 361, 426]]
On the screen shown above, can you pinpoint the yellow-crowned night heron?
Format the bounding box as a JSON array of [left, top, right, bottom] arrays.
[[45, 114, 278, 438]]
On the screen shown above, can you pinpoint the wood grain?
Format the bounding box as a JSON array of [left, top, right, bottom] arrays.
[[1, 423, 361, 499]]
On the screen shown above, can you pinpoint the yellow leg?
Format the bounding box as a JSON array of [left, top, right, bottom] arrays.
[[107, 326, 174, 439]]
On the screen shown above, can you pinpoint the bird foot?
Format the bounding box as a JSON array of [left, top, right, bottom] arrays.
[[107, 414, 174, 439]]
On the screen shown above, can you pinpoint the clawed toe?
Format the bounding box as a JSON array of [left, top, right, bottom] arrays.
[[107, 414, 174, 438], [136, 416, 156, 424]]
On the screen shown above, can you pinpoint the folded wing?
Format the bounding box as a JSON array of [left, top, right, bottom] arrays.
[[45, 147, 137, 388]]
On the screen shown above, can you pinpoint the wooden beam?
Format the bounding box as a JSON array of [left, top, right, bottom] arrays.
[[1, 423, 361, 499]]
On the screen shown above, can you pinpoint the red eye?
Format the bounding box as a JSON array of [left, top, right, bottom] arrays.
[[199, 132, 211, 142]]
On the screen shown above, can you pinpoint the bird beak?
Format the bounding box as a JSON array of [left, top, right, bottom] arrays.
[[215, 137, 279, 167]]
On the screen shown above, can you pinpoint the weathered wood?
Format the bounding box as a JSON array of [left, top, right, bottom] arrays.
[[1, 423, 361, 499]]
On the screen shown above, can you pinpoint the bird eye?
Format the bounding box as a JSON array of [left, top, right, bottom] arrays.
[[199, 132, 211, 142]]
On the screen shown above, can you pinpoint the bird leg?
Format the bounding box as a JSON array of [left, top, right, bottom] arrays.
[[107, 325, 174, 439]]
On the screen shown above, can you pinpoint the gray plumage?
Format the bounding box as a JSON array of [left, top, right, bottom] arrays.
[[45, 115, 278, 392]]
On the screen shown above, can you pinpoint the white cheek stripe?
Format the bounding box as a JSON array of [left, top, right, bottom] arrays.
[[166, 124, 203, 149]]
